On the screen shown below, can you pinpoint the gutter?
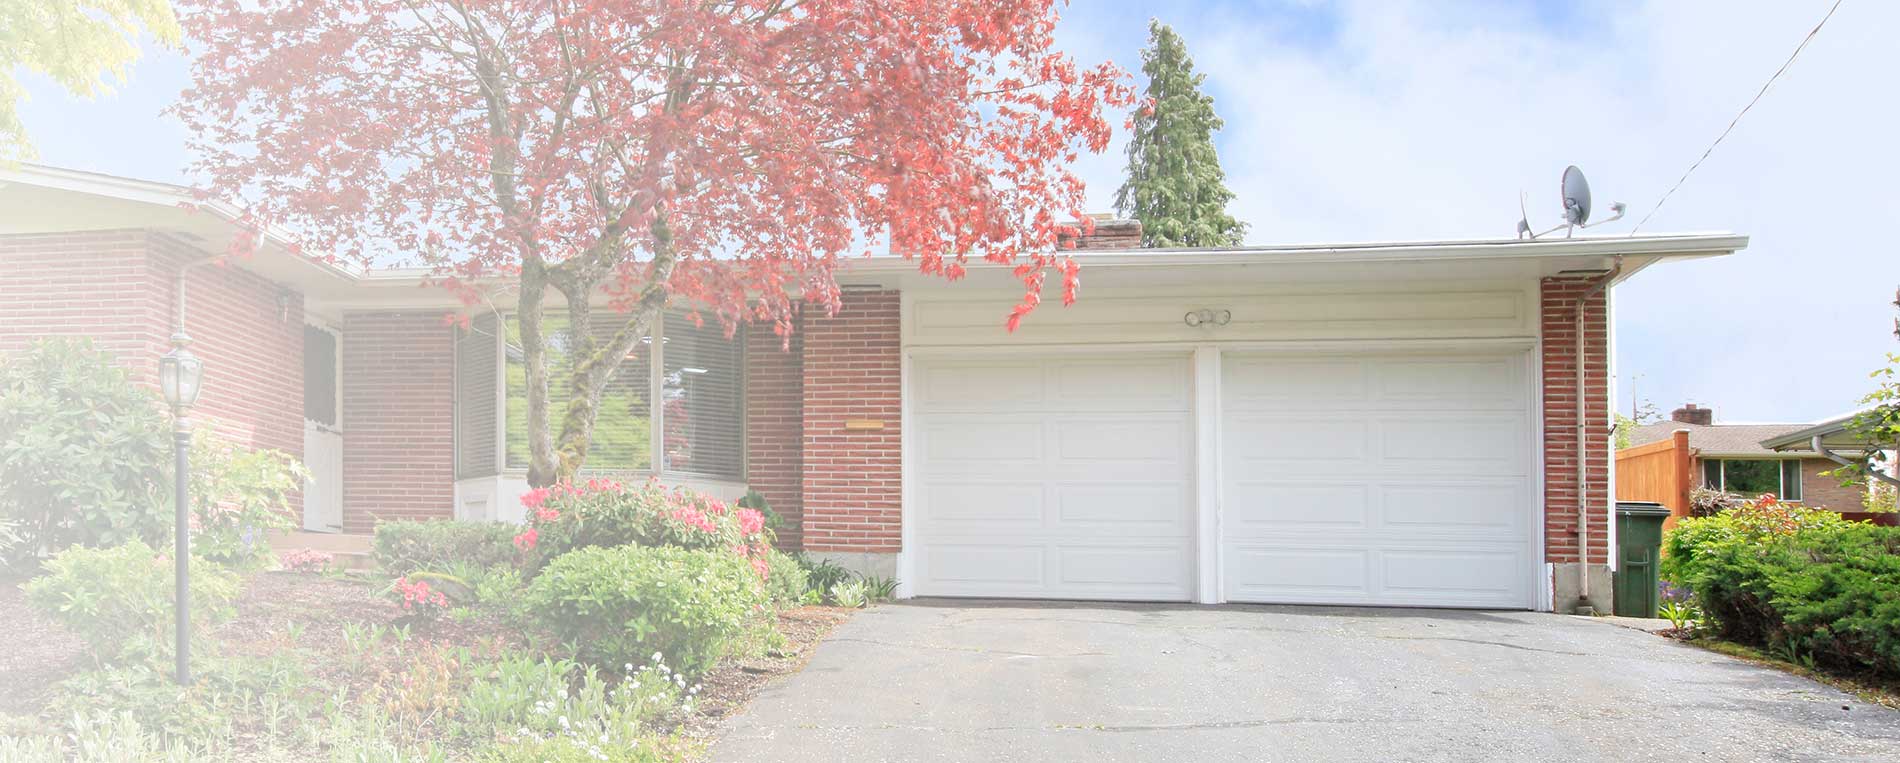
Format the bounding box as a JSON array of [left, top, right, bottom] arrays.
[[1570, 255, 1622, 615], [1811, 435, 1900, 488]]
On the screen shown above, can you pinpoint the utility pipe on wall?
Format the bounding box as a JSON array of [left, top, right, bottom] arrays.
[[1570, 256, 1622, 614]]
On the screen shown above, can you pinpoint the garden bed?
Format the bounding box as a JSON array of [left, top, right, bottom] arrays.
[[0, 570, 853, 758]]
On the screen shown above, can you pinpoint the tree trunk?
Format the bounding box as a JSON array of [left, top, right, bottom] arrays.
[[519, 261, 561, 488]]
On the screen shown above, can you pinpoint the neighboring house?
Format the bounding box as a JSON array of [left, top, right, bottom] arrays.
[[1619, 404, 1890, 524], [0, 164, 1751, 612]]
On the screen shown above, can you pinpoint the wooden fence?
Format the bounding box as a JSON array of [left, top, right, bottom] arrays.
[[1615, 430, 1694, 530]]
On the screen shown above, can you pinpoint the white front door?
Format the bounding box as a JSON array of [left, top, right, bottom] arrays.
[[1219, 351, 1534, 608], [911, 354, 1195, 601], [302, 324, 344, 532]]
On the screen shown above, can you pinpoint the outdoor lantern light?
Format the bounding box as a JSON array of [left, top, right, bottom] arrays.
[[159, 333, 205, 408], [160, 330, 203, 685]]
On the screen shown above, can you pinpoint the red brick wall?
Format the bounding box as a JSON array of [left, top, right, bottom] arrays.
[[0, 230, 169, 374], [1797, 458, 1866, 511], [0, 228, 304, 469], [341, 311, 456, 532], [799, 290, 902, 553], [1541, 277, 1611, 565], [746, 323, 805, 550]]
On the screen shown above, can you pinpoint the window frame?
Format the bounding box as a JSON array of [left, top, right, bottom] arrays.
[[1703, 457, 1803, 502], [480, 310, 748, 482]]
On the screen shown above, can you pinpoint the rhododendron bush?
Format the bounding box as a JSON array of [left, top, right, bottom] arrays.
[[173, 0, 1135, 487], [515, 479, 771, 578]]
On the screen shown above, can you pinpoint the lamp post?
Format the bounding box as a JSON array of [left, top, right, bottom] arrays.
[[158, 330, 203, 685]]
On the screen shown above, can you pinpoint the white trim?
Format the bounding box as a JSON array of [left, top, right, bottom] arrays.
[[1531, 335, 1552, 612], [902, 337, 1539, 356], [1606, 284, 1618, 573], [1192, 345, 1222, 604], [897, 289, 918, 599]]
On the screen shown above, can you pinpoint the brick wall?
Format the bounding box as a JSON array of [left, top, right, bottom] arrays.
[[1541, 276, 1612, 565], [1798, 458, 1866, 511], [799, 290, 902, 553], [0, 228, 305, 481], [746, 323, 805, 550], [341, 311, 456, 532]]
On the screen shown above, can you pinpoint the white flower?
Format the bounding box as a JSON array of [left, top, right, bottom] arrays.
[[558, 715, 570, 729], [651, 652, 663, 663]]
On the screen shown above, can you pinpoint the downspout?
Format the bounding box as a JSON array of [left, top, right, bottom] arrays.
[[173, 256, 220, 336], [1811, 435, 1900, 488], [1571, 256, 1622, 614]]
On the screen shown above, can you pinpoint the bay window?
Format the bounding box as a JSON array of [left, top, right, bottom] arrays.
[[454, 311, 745, 482]]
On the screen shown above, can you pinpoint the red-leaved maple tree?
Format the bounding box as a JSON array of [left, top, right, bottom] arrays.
[[172, 0, 1132, 485]]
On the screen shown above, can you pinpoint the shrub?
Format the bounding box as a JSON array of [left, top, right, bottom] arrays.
[[0, 338, 171, 570], [796, 553, 852, 598], [188, 431, 307, 570], [458, 653, 690, 757], [524, 545, 767, 675], [763, 550, 809, 609], [1688, 487, 1744, 518], [22, 541, 240, 663], [514, 479, 771, 578], [389, 576, 454, 624], [1663, 495, 1900, 674], [372, 520, 521, 575], [278, 548, 334, 573]]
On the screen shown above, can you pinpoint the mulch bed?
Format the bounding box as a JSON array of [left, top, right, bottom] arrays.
[[0, 570, 854, 744]]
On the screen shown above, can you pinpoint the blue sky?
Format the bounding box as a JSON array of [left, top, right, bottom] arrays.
[[17, 0, 1896, 424]]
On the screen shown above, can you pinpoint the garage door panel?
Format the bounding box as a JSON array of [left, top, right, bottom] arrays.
[[1380, 550, 1525, 605], [1227, 416, 1370, 464], [923, 419, 1044, 463], [921, 482, 1044, 527], [1381, 484, 1522, 531], [1373, 357, 1524, 408], [1057, 545, 1191, 588], [918, 361, 1047, 411], [1222, 357, 1369, 403], [923, 544, 1045, 586], [1052, 358, 1191, 410], [1224, 546, 1372, 600], [1381, 416, 1526, 474], [1056, 418, 1189, 466], [1056, 483, 1189, 529], [1225, 482, 1371, 529]]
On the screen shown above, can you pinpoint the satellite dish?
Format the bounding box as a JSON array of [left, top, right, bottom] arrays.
[[1562, 166, 1592, 226], [1517, 165, 1625, 239]]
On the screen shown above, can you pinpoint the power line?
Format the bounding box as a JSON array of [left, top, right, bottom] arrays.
[[1630, 0, 1845, 234]]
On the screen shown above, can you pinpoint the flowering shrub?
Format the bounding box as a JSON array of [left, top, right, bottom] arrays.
[[278, 548, 334, 574], [390, 576, 452, 623], [460, 652, 694, 762], [524, 545, 768, 675], [1663, 494, 1900, 674], [514, 479, 771, 579], [187, 431, 308, 570]]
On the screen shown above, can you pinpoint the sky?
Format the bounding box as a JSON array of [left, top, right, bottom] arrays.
[[15, 0, 1898, 424]]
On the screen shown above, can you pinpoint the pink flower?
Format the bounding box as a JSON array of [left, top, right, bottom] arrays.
[[513, 527, 538, 550], [520, 487, 552, 510], [736, 508, 765, 536]]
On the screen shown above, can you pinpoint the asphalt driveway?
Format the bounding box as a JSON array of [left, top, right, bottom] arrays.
[[712, 601, 1900, 762]]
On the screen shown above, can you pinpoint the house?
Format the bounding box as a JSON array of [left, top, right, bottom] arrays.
[[0, 164, 1751, 612], [1618, 403, 1893, 524]]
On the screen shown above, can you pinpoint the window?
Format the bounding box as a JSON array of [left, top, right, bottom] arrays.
[[504, 314, 653, 472], [462, 311, 745, 481], [1701, 458, 1803, 501]]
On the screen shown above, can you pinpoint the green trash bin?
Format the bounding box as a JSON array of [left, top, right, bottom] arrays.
[[1613, 501, 1672, 618]]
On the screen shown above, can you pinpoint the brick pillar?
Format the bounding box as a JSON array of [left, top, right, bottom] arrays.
[[1541, 276, 1612, 610], [799, 290, 902, 572], [746, 323, 804, 550], [340, 311, 456, 532]]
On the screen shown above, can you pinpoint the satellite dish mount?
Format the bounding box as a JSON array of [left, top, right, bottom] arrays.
[[1516, 165, 1626, 239]]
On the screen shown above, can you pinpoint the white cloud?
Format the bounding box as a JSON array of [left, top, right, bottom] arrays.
[[1059, 0, 1898, 422]]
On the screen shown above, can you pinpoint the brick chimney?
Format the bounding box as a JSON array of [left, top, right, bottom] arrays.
[[1671, 403, 1713, 426], [1060, 216, 1143, 250]]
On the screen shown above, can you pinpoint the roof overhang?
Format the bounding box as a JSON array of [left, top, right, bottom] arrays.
[[1761, 412, 1876, 453]]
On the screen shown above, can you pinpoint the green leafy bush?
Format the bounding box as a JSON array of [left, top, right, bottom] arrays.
[[513, 479, 771, 578], [0, 338, 170, 570], [763, 550, 809, 609], [524, 545, 767, 675], [22, 541, 240, 663], [372, 520, 521, 575], [1663, 496, 1900, 674], [796, 553, 852, 598], [188, 432, 307, 569]]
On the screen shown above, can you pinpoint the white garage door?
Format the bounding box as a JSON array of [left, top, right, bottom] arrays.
[[912, 354, 1195, 601], [1220, 352, 1533, 608]]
